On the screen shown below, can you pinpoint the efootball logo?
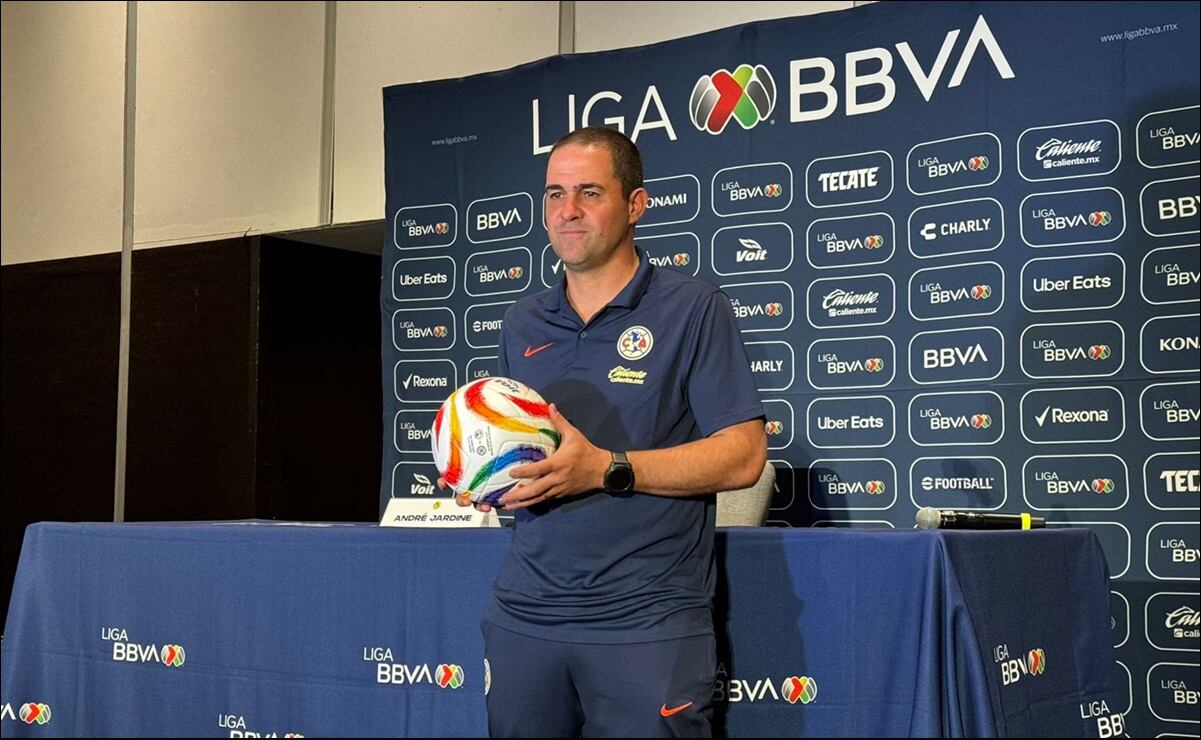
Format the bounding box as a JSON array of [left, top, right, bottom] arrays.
[[690, 64, 776, 135]]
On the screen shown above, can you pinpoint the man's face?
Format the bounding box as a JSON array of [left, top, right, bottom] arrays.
[[544, 144, 643, 271]]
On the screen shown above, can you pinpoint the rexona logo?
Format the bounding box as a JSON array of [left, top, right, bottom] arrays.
[[0, 703, 51, 725], [365, 646, 464, 688], [690, 64, 776, 134], [713, 664, 817, 704], [102, 627, 185, 666], [994, 644, 1046, 686]]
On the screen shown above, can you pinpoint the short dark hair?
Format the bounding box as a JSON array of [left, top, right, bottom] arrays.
[[550, 127, 643, 199]]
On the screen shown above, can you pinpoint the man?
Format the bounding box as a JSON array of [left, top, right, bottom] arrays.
[[460, 127, 766, 738]]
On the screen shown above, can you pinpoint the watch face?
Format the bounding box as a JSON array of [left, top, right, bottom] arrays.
[[607, 465, 635, 492]]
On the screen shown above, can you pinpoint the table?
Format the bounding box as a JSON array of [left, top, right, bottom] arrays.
[[0, 522, 1123, 737]]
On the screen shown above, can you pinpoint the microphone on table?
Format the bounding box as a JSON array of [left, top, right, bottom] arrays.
[[915, 507, 1046, 531]]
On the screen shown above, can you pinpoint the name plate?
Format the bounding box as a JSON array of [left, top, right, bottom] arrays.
[[380, 497, 500, 527]]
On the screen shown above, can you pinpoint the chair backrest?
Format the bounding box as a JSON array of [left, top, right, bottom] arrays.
[[716, 461, 775, 527]]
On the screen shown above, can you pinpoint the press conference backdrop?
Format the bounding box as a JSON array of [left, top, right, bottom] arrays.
[[381, 1, 1200, 735]]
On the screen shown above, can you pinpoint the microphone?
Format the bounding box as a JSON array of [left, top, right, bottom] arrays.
[[915, 507, 1045, 531]]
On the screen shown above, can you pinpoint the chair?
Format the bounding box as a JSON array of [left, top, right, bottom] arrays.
[[716, 461, 775, 527]]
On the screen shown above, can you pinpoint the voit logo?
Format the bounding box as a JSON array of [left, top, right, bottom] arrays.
[[102, 627, 185, 666], [994, 644, 1046, 686], [713, 664, 816, 705], [712, 223, 793, 276], [690, 64, 776, 134], [365, 646, 464, 688], [1, 703, 51, 725]]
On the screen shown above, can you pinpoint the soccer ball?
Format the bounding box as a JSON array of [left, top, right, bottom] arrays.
[[431, 377, 560, 505]]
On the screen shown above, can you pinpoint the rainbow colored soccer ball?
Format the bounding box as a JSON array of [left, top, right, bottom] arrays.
[[431, 377, 560, 506]]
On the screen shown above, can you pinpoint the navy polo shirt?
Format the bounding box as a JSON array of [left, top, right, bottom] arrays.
[[483, 247, 764, 643]]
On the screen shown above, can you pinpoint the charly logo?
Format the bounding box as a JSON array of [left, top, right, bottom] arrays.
[[618, 326, 654, 361], [690, 64, 776, 134]]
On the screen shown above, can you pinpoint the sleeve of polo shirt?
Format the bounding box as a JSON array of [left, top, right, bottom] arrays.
[[685, 290, 765, 438]]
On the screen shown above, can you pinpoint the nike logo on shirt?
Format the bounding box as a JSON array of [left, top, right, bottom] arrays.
[[524, 343, 554, 357], [659, 701, 693, 717]]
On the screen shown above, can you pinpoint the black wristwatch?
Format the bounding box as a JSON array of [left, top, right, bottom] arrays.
[[603, 451, 636, 493]]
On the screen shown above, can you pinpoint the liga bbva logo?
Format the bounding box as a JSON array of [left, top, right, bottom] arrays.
[[1, 703, 52, 725], [364, 646, 464, 688], [690, 64, 776, 134], [530, 15, 1013, 153], [102, 627, 186, 666]]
